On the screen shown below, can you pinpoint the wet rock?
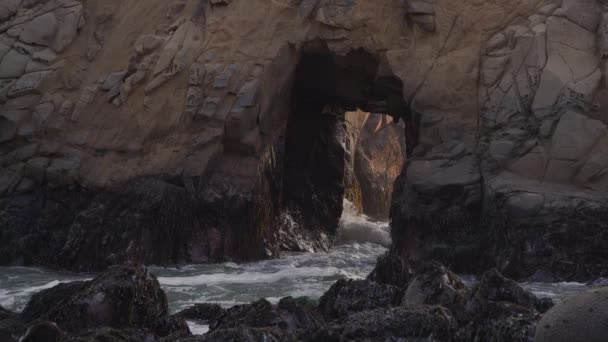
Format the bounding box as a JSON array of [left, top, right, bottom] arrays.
[[210, 299, 280, 331], [402, 260, 468, 316], [534, 287, 608, 342], [202, 327, 288, 342], [20, 264, 168, 332], [0, 305, 15, 320], [209, 297, 324, 340], [484, 173, 608, 281], [312, 305, 456, 341], [368, 252, 410, 287], [176, 303, 225, 322], [150, 315, 191, 338], [466, 269, 552, 317], [276, 296, 325, 337], [0, 318, 26, 342], [317, 279, 402, 319], [19, 321, 64, 342], [20, 281, 88, 322], [455, 269, 552, 341]]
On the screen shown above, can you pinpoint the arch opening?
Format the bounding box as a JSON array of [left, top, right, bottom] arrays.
[[278, 44, 409, 249]]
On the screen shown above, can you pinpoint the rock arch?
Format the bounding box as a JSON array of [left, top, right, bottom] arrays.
[[0, 0, 607, 280]]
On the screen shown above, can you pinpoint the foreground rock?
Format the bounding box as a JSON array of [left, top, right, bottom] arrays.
[[169, 261, 553, 342], [318, 279, 401, 319], [534, 287, 608, 342], [0, 260, 562, 341], [0, 264, 189, 342], [21, 263, 168, 332], [312, 306, 456, 341], [456, 269, 553, 341]]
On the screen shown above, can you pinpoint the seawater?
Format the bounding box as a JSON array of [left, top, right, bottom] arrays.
[[0, 200, 593, 334]]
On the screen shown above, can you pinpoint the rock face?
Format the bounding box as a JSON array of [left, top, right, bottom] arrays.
[[0, 0, 607, 280], [345, 111, 406, 219]]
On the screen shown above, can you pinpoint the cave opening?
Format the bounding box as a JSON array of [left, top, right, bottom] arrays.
[[280, 43, 409, 243]]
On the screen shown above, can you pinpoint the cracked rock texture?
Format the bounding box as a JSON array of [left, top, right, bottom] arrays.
[[0, 0, 607, 280]]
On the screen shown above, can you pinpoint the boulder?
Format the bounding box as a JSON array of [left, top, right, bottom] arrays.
[[534, 287, 608, 342], [317, 279, 402, 319], [20, 264, 168, 332]]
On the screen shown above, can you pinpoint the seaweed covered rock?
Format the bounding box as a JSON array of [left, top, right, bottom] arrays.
[[402, 261, 469, 317], [311, 305, 457, 342], [20, 264, 168, 332], [20, 282, 88, 322], [202, 327, 288, 342], [456, 269, 553, 341], [208, 297, 324, 340], [318, 279, 402, 319], [367, 252, 410, 287]]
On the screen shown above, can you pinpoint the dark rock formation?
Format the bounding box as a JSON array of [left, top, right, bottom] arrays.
[[20, 264, 168, 332], [367, 252, 410, 287], [208, 297, 324, 340], [0, 264, 189, 342], [0, 260, 563, 342], [311, 306, 457, 342], [317, 279, 402, 319], [175, 303, 224, 322], [402, 261, 469, 318], [0, 306, 15, 320], [19, 321, 64, 342], [455, 269, 553, 342]]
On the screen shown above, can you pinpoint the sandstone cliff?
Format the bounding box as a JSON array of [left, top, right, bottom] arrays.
[[0, 0, 607, 280]]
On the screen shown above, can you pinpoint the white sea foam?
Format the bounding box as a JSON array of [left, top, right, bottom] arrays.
[[337, 199, 391, 247], [158, 266, 354, 286], [187, 320, 210, 335]]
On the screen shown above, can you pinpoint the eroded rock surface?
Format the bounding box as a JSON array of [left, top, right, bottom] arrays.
[[0, 0, 606, 282]]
